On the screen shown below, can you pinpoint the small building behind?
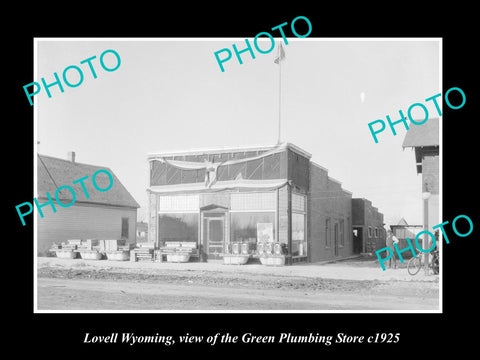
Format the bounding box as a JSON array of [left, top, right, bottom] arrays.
[[37, 152, 140, 255], [390, 217, 423, 254], [136, 221, 148, 242], [352, 198, 386, 254]]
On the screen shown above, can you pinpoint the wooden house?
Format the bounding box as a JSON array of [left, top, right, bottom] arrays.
[[37, 152, 140, 255]]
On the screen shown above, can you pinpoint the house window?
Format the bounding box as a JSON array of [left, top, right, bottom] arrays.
[[339, 219, 345, 247], [368, 226, 372, 238], [325, 218, 331, 247], [374, 227, 379, 238], [121, 218, 129, 239]]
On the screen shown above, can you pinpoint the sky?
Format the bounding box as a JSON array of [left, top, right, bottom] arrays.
[[35, 38, 440, 227]]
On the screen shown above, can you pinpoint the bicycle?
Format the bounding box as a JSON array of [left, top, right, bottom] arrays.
[[407, 249, 439, 275]]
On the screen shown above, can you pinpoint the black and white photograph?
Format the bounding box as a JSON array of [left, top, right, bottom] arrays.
[[32, 38, 441, 312], [8, 7, 478, 356]]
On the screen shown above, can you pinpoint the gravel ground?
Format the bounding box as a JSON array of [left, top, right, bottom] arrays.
[[36, 256, 439, 311], [36, 256, 440, 282]]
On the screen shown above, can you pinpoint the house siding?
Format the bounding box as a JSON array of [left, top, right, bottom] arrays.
[[37, 202, 137, 254]]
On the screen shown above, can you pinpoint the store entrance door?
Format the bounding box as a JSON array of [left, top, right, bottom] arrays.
[[201, 207, 228, 261], [206, 217, 224, 259], [353, 227, 363, 254]]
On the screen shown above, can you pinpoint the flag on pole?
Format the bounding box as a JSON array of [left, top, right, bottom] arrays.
[[274, 43, 285, 64]]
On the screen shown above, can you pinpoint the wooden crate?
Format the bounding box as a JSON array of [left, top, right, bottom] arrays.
[[138, 242, 156, 249], [130, 247, 154, 262], [67, 239, 82, 245], [179, 242, 197, 249]]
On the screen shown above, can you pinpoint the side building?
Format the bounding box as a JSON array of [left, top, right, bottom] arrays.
[[390, 217, 423, 254], [147, 142, 356, 264], [402, 117, 440, 237], [37, 152, 140, 255], [352, 198, 386, 254]]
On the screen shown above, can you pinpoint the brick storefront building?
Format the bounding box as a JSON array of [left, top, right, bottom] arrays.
[[147, 142, 381, 264]]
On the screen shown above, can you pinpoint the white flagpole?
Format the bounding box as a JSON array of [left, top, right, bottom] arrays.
[[278, 52, 282, 144]]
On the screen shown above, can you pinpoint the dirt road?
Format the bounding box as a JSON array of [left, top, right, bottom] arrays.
[[36, 261, 439, 311], [38, 277, 438, 311]]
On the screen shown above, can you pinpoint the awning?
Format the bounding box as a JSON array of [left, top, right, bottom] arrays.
[[149, 179, 289, 194]]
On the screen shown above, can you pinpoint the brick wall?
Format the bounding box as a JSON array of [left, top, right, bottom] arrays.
[[352, 198, 365, 225], [362, 200, 386, 253], [308, 164, 353, 262]]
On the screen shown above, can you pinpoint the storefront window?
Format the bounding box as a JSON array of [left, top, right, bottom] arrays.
[[230, 212, 276, 244], [158, 213, 198, 244], [292, 213, 307, 256]]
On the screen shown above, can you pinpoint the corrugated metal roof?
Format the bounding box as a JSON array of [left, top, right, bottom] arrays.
[[37, 154, 139, 208], [402, 118, 440, 148]]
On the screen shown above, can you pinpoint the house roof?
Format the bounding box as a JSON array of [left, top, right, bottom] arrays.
[[397, 217, 409, 226], [37, 154, 140, 208], [402, 118, 439, 148]]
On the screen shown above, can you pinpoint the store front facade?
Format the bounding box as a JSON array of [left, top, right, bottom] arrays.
[[147, 142, 353, 264], [151, 190, 306, 262]]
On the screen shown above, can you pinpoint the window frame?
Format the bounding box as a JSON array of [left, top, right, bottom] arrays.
[[339, 218, 345, 247], [121, 217, 129, 239], [325, 217, 331, 248]]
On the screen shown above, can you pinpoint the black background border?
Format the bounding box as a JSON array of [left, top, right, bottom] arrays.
[[6, 5, 477, 356]]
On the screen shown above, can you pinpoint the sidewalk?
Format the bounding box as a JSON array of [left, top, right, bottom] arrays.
[[36, 256, 439, 282]]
